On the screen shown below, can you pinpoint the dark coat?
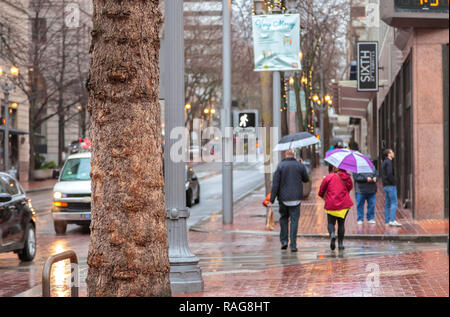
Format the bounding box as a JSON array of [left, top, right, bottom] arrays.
[[270, 158, 309, 204], [381, 158, 396, 187], [353, 167, 378, 194]]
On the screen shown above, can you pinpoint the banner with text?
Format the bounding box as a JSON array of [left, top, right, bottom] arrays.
[[252, 14, 301, 72]]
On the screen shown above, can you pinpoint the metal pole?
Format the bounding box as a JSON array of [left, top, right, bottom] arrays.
[[164, 0, 203, 294], [273, 71, 281, 163], [272, 3, 282, 164], [222, 0, 233, 224], [3, 85, 10, 172]]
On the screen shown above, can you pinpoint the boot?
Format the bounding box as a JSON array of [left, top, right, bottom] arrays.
[[330, 232, 336, 251], [338, 238, 345, 250]]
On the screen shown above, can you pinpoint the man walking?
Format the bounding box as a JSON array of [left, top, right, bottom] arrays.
[[381, 149, 402, 226], [270, 148, 309, 252], [353, 162, 378, 225]]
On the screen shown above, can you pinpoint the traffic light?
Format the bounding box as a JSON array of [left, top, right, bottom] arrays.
[[0, 117, 6, 126]]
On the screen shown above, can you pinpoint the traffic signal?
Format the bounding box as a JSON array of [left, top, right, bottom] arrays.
[[237, 112, 256, 128], [0, 117, 6, 125]]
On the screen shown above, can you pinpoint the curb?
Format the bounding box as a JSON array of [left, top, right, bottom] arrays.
[[189, 227, 448, 243]]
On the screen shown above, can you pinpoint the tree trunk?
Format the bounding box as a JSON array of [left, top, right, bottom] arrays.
[[86, 0, 171, 297], [294, 77, 304, 132]]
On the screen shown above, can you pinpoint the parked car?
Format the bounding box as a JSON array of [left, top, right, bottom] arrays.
[[186, 166, 200, 208], [52, 152, 91, 235], [0, 172, 37, 262]]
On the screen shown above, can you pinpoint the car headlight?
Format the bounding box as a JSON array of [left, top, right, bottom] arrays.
[[53, 192, 63, 199]]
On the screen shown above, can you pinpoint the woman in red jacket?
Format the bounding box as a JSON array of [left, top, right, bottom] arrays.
[[318, 166, 354, 251]]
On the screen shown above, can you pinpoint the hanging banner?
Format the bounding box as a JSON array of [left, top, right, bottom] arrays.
[[357, 41, 379, 92], [252, 14, 301, 72]]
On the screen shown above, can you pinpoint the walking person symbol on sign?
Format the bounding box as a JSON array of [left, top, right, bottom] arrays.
[[239, 114, 249, 128]]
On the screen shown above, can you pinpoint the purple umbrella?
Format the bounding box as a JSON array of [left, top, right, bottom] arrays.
[[325, 149, 374, 173]]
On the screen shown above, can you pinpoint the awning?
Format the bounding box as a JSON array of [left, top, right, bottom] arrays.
[[0, 127, 29, 135], [331, 80, 376, 118]]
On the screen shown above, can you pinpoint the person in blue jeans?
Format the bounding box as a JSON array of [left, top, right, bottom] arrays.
[[381, 149, 402, 226], [353, 162, 378, 224]]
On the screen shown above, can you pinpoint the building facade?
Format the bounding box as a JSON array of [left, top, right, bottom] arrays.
[[0, 0, 31, 181], [378, 1, 449, 219], [334, 0, 448, 220]]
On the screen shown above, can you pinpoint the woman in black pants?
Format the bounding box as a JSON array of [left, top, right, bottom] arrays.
[[318, 166, 354, 250]]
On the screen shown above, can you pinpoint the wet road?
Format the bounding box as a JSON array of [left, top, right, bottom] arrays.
[[1, 158, 447, 297], [0, 159, 265, 297]]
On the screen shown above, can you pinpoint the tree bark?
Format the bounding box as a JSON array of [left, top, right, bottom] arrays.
[[86, 0, 171, 297]]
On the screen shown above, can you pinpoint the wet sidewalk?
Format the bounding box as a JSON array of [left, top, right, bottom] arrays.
[[191, 165, 448, 241], [21, 179, 57, 193]]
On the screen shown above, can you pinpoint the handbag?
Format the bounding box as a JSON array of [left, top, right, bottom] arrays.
[[265, 207, 275, 231]]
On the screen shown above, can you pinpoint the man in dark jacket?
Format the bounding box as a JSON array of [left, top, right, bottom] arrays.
[[353, 163, 378, 225], [381, 149, 401, 226], [270, 149, 309, 252]]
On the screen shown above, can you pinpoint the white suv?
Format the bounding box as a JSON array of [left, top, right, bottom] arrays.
[[52, 152, 91, 234]]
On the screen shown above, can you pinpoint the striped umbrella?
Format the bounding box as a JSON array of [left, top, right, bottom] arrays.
[[325, 149, 374, 173]]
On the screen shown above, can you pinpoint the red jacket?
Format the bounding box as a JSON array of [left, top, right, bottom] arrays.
[[318, 171, 354, 211]]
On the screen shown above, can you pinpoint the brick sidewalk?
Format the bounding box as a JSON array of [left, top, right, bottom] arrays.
[[193, 165, 448, 238]]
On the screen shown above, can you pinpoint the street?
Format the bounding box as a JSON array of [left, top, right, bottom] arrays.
[[0, 160, 448, 297], [0, 0, 449, 300], [0, 158, 265, 297]]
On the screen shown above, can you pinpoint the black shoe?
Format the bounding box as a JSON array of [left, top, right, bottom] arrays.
[[330, 233, 336, 251], [281, 245, 288, 250], [291, 248, 298, 252], [338, 240, 345, 250]]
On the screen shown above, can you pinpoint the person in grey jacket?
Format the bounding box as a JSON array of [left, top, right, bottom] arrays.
[[270, 149, 309, 252], [353, 163, 378, 225]]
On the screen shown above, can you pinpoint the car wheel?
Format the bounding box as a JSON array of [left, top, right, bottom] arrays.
[[54, 221, 67, 235], [194, 186, 200, 204], [18, 225, 36, 262], [186, 190, 193, 208]]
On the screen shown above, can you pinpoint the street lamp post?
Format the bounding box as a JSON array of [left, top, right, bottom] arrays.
[[222, 0, 233, 224], [164, 0, 203, 294], [272, 3, 283, 165], [0, 66, 19, 173]]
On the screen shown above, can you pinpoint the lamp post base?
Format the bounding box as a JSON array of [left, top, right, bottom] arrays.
[[170, 261, 204, 294], [166, 208, 204, 294]]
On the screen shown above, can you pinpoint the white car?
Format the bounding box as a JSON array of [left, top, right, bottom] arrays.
[[52, 152, 91, 235]]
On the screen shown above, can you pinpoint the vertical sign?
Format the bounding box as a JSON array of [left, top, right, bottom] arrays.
[[252, 14, 301, 72], [357, 42, 379, 92]]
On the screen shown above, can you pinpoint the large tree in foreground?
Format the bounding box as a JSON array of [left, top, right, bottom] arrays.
[[86, 0, 171, 296]]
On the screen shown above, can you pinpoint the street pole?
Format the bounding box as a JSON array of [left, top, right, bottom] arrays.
[[164, 0, 203, 294], [222, 0, 233, 224], [3, 87, 10, 172], [272, 4, 282, 165]]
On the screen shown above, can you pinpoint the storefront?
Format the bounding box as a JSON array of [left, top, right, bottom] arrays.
[[379, 1, 449, 220], [378, 56, 413, 212]]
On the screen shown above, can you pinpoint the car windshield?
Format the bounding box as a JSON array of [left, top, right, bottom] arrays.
[[60, 158, 91, 181]]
